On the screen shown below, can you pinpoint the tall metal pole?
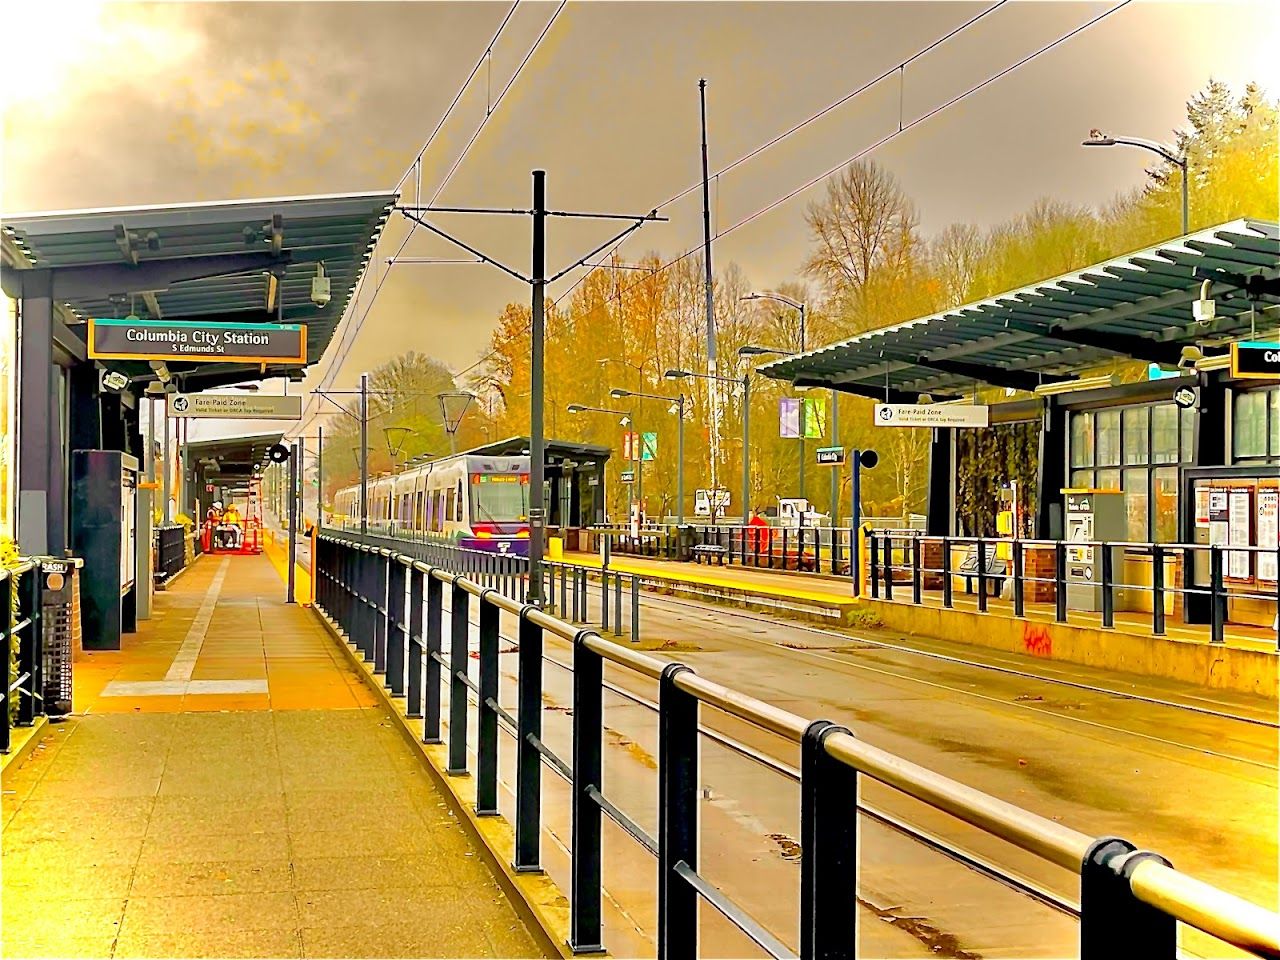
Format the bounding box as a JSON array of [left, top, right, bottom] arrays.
[[162, 400, 171, 523], [676, 395, 685, 525], [797, 303, 807, 506], [741, 376, 750, 522], [829, 388, 839, 522], [636, 418, 644, 517], [1179, 159, 1189, 235], [851, 450, 862, 597], [528, 169, 547, 605], [359, 373, 369, 535], [287, 442, 298, 603], [700, 78, 720, 501], [180, 417, 189, 521], [317, 426, 324, 529]]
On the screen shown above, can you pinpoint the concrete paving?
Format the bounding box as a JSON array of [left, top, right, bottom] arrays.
[[1, 553, 543, 960]]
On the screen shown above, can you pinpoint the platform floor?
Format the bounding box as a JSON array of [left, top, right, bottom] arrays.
[[563, 551, 1277, 651], [1, 553, 542, 959]]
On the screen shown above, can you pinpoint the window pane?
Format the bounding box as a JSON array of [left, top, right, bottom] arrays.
[[1122, 467, 1149, 541], [1096, 410, 1121, 466], [1097, 468, 1121, 492], [1070, 469, 1094, 489], [1151, 405, 1178, 464], [1181, 405, 1196, 462], [1152, 467, 1178, 542], [1234, 391, 1267, 459], [1123, 407, 1149, 465], [1070, 412, 1094, 467]]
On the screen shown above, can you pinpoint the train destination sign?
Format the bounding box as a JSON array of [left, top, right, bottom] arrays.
[[88, 317, 307, 364], [167, 393, 303, 420], [1230, 341, 1280, 380]]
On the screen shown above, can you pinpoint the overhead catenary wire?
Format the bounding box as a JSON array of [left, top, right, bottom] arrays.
[[301, 0, 565, 432], [551, 0, 1011, 307], [453, 0, 1129, 386]]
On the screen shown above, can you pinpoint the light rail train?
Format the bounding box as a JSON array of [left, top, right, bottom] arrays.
[[332, 453, 531, 555]]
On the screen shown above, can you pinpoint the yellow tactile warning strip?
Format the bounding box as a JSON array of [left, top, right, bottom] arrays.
[[562, 551, 859, 608], [1, 552, 545, 959]]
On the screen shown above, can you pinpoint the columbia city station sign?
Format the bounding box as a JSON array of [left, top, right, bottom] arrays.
[[87, 317, 307, 364]]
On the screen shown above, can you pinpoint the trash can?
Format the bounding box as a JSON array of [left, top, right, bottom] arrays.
[[40, 557, 82, 717], [675, 524, 697, 562]]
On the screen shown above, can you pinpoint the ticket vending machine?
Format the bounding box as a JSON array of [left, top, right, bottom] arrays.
[[1062, 488, 1125, 612], [72, 450, 139, 650]]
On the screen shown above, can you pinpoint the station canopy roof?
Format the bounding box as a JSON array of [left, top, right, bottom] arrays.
[[1, 191, 396, 391], [462, 436, 612, 464], [188, 432, 285, 486], [757, 219, 1280, 402]]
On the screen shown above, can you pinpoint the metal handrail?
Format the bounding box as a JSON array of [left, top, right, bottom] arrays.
[[314, 532, 1280, 959]]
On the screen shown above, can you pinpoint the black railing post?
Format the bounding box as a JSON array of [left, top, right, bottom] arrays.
[[941, 536, 953, 609], [800, 720, 858, 960], [1, 573, 11, 752], [601, 569, 609, 632], [357, 548, 373, 660], [374, 551, 389, 674], [424, 572, 443, 743], [570, 629, 605, 953], [1055, 541, 1068, 623], [1209, 546, 1225, 644], [614, 572, 623, 637], [883, 536, 894, 602], [869, 534, 880, 600], [976, 539, 988, 613], [631, 575, 640, 640], [1012, 539, 1025, 618], [1101, 543, 1115, 629], [911, 537, 922, 605], [407, 565, 424, 719], [658, 663, 698, 960], [476, 591, 500, 816], [448, 581, 469, 774], [387, 558, 406, 696], [514, 608, 543, 872], [1079, 838, 1176, 960], [1151, 545, 1165, 637]]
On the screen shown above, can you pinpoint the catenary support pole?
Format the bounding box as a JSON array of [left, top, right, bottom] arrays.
[[741, 376, 750, 522], [287, 442, 298, 603], [528, 170, 547, 605], [360, 373, 369, 535]]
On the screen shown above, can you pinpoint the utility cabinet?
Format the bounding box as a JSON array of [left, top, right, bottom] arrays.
[[71, 450, 139, 650]]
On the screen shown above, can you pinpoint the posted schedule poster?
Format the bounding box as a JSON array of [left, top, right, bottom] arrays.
[[1259, 487, 1279, 583], [1226, 487, 1253, 580]]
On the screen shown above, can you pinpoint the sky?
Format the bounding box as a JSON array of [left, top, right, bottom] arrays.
[[3, 0, 1278, 441]]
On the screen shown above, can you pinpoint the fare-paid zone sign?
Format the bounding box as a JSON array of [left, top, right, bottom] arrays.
[[88, 317, 307, 364], [874, 403, 989, 428], [167, 393, 303, 420]]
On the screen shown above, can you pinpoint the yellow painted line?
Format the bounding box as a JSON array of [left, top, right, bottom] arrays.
[[264, 537, 313, 604], [561, 556, 857, 608]]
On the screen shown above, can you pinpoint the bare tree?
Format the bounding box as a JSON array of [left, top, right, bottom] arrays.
[[803, 159, 920, 324], [930, 223, 988, 307]]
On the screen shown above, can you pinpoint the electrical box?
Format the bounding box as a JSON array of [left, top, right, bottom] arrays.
[[1062, 488, 1125, 613], [71, 450, 139, 650]]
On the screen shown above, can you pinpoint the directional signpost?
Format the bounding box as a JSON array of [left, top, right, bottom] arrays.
[[816, 446, 845, 465], [88, 317, 307, 364]]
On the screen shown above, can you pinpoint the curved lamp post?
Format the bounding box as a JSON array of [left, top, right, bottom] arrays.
[[610, 388, 686, 524], [665, 367, 748, 522], [1083, 130, 1188, 235]]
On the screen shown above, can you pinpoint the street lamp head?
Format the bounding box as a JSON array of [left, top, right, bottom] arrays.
[[566, 403, 587, 414], [610, 388, 631, 399], [1083, 129, 1116, 146], [664, 369, 693, 380], [739, 293, 762, 302]]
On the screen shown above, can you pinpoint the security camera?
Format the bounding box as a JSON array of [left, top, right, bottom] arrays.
[[1192, 279, 1214, 324], [311, 262, 331, 307]]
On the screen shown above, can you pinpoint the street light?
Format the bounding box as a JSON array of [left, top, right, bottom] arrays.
[[610, 387, 686, 524], [665, 367, 749, 521], [567, 403, 637, 513], [1083, 129, 1188, 235], [741, 292, 825, 511]]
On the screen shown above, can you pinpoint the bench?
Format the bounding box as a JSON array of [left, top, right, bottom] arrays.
[[692, 544, 729, 566], [958, 547, 1008, 597]]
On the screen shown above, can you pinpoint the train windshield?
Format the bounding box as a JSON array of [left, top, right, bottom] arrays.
[[470, 473, 530, 522]]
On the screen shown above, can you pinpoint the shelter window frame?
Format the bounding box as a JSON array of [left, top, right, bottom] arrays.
[[1231, 386, 1279, 464], [1068, 401, 1193, 542]]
